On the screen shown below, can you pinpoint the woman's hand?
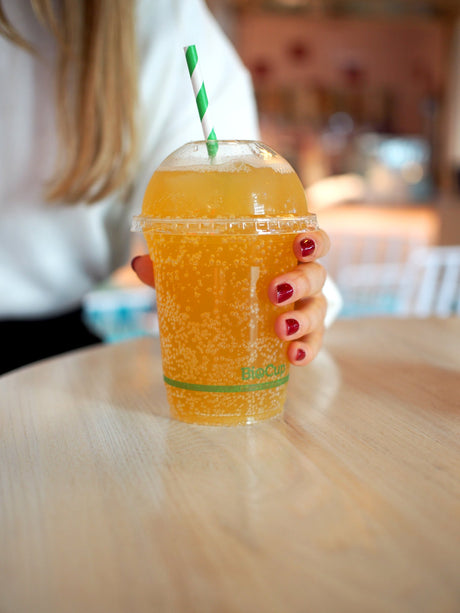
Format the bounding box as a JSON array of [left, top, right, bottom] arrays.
[[131, 254, 155, 287], [131, 228, 330, 367], [268, 229, 330, 366]]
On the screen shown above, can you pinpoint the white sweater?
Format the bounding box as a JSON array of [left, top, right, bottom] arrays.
[[0, 0, 342, 324]]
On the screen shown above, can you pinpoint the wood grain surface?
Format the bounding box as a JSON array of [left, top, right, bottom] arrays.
[[0, 318, 459, 613]]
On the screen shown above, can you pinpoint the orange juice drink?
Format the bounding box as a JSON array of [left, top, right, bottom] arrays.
[[132, 141, 317, 425]]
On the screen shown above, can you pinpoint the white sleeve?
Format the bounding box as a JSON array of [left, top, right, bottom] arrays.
[[323, 276, 343, 327]]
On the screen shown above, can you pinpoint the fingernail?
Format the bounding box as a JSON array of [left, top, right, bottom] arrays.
[[276, 283, 294, 303], [300, 238, 315, 258], [131, 256, 141, 272], [296, 348, 306, 361], [285, 318, 299, 336]]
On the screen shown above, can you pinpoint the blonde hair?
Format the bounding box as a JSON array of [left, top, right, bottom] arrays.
[[0, 0, 138, 204]]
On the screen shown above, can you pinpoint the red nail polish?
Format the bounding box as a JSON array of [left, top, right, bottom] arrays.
[[276, 283, 294, 303], [131, 255, 141, 272], [300, 238, 315, 258], [296, 348, 306, 361], [285, 318, 299, 336]]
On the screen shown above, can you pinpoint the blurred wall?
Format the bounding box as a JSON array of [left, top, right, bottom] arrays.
[[236, 14, 449, 135]]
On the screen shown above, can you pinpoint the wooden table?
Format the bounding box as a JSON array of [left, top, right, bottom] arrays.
[[1, 318, 459, 613]]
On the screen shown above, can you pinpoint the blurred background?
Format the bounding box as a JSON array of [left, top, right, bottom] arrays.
[[84, 0, 460, 340]]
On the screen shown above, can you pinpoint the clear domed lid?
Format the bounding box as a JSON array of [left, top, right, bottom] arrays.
[[132, 140, 317, 234]]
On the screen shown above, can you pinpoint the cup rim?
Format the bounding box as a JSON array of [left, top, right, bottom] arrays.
[[131, 214, 318, 235]]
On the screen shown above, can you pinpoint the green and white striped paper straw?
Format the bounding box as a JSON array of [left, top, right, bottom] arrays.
[[184, 45, 218, 158]]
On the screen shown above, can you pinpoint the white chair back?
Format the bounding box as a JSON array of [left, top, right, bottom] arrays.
[[398, 246, 460, 317], [322, 232, 427, 318], [327, 240, 460, 319]]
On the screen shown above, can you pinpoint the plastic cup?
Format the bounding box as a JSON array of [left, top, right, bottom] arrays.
[[132, 141, 317, 425]]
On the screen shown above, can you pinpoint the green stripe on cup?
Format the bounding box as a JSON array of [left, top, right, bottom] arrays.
[[163, 375, 289, 393]]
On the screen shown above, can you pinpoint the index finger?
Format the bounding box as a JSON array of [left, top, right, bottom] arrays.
[[293, 229, 330, 262]]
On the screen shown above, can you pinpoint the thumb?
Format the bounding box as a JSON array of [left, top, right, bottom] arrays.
[[131, 255, 155, 288]]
